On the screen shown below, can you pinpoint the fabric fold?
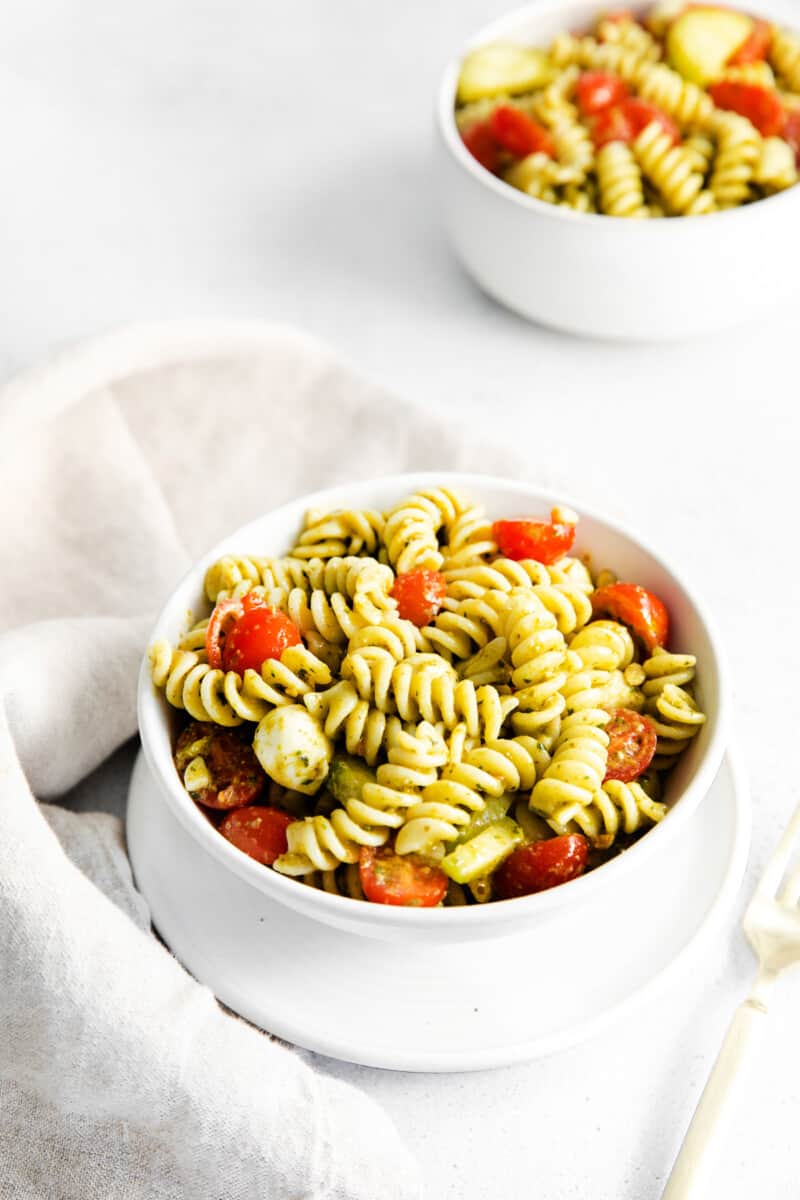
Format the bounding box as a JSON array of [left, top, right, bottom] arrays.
[[0, 322, 529, 1198]]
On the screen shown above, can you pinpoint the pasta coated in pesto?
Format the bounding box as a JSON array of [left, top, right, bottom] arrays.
[[455, 4, 800, 217], [149, 488, 707, 906]]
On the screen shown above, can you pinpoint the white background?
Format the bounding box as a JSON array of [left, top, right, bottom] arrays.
[[4, 1, 800, 1196]]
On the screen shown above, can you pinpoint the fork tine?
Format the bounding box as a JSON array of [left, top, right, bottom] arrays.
[[756, 800, 800, 901], [780, 859, 800, 907]]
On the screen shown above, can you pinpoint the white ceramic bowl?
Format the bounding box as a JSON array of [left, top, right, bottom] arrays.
[[436, 0, 800, 340], [138, 471, 727, 945]]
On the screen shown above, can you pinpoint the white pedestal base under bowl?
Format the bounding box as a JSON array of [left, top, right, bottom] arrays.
[[127, 748, 749, 1072]]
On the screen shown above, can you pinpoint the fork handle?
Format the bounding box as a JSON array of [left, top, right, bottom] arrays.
[[662, 996, 768, 1200]]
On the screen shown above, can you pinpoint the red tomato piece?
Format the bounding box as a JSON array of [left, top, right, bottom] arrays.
[[577, 71, 629, 116], [219, 805, 294, 865], [488, 105, 555, 158], [728, 19, 772, 65], [174, 722, 266, 809], [708, 81, 785, 137], [494, 835, 589, 899], [592, 104, 636, 147], [591, 582, 669, 652], [784, 110, 800, 166], [222, 607, 301, 674], [601, 8, 636, 25], [205, 597, 250, 669], [359, 846, 448, 907], [492, 511, 576, 564], [604, 709, 658, 782], [622, 97, 681, 143], [390, 569, 447, 627], [461, 120, 501, 172]]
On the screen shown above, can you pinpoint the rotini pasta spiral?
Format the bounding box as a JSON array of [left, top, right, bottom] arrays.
[[546, 777, 667, 843], [383, 488, 468, 573], [421, 591, 507, 661], [529, 708, 609, 816], [646, 683, 706, 764], [641, 646, 697, 694], [501, 589, 569, 736], [597, 16, 661, 62], [530, 77, 594, 177], [504, 153, 578, 200], [634, 121, 707, 214], [567, 620, 635, 672], [345, 649, 518, 740], [635, 62, 715, 128], [771, 27, 800, 93], [709, 112, 761, 207], [682, 132, 716, 177], [559, 182, 597, 212], [396, 736, 545, 855], [204, 553, 395, 609], [149, 641, 332, 726], [273, 723, 447, 874], [443, 556, 552, 600], [439, 503, 497, 569], [304, 680, 401, 764], [289, 508, 385, 559], [596, 141, 649, 218], [754, 136, 798, 192]]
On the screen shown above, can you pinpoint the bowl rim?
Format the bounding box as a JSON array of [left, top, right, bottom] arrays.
[[436, 0, 800, 229], [138, 470, 729, 931]]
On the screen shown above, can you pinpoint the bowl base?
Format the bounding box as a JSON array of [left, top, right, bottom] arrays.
[[127, 749, 749, 1072]]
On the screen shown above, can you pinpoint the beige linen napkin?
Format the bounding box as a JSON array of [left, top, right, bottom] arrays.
[[0, 321, 518, 1200]]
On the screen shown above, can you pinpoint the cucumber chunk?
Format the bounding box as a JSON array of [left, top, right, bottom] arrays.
[[452, 794, 513, 846], [457, 43, 553, 104], [667, 7, 753, 86], [441, 817, 523, 884], [328, 753, 377, 804]]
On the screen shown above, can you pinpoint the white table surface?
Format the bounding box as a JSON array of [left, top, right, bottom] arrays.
[[5, 1, 800, 1196]]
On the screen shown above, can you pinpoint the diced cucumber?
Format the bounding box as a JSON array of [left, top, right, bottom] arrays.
[[513, 799, 552, 844], [452, 794, 513, 846], [667, 7, 753, 86], [441, 817, 523, 884], [456, 43, 553, 104], [328, 753, 377, 804]]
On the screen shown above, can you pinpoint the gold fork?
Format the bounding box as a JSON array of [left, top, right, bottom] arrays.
[[663, 802, 800, 1198]]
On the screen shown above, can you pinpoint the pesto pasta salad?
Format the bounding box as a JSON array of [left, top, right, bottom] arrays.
[[149, 489, 706, 907], [455, 3, 800, 216]]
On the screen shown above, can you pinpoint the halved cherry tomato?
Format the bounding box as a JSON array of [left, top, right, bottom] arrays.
[[623, 97, 681, 142], [461, 120, 501, 172], [592, 104, 636, 147], [783, 109, 800, 167], [492, 513, 575, 564], [488, 105, 555, 157], [205, 592, 301, 673], [205, 591, 268, 668], [391, 569, 447, 627], [708, 81, 785, 136], [604, 709, 658, 782], [591, 582, 669, 652], [174, 721, 266, 809], [494, 834, 589, 899], [219, 805, 294, 865], [577, 71, 629, 116], [359, 846, 448, 907], [222, 607, 301, 674], [728, 18, 772, 65], [592, 97, 680, 147]]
